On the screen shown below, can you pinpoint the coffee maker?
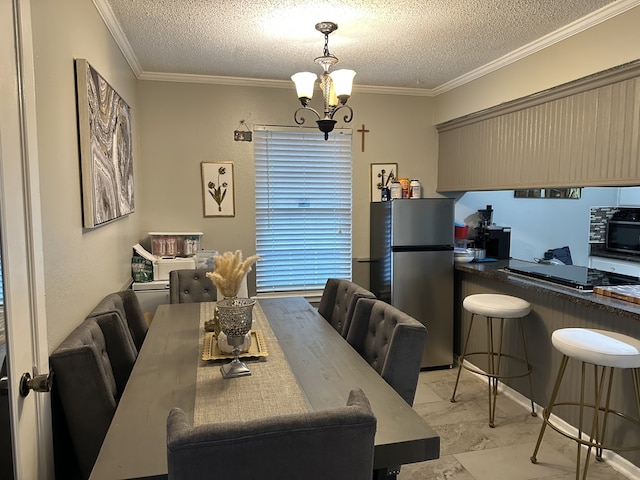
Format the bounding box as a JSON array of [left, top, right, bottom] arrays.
[[475, 205, 511, 260]]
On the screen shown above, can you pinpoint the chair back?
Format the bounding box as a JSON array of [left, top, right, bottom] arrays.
[[50, 318, 119, 479], [169, 269, 216, 303], [92, 311, 137, 393], [88, 290, 148, 352], [318, 279, 376, 337], [347, 298, 427, 405], [166, 389, 376, 480]]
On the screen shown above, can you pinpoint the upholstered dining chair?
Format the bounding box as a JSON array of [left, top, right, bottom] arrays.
[[166, 388, 376, 480], [169, 269, 217, 303], [346, 298, 427, 406], [50, 317, 124, 479], [88, 289, 148, 352], [92, 311, 137, 393], [318, 278, 376, 337]]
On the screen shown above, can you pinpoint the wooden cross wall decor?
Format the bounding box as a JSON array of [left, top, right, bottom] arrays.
[[357, 124, 370, 152]]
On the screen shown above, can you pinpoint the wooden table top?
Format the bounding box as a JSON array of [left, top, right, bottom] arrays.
[[90, 297, 439, 479]]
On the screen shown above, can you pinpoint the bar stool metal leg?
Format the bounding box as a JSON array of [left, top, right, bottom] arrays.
[[518, 317, 536, 417], [451, 312, 476, 403], [532, 328, 640, 480]]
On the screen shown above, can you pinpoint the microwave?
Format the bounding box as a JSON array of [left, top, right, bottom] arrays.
[[606, 210, 640, 255]]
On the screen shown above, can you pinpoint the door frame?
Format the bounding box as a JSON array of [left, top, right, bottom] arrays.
[[0, 0, 53, 478]]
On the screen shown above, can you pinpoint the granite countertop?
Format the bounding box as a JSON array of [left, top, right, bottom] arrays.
[[455, 259, 640, 320]]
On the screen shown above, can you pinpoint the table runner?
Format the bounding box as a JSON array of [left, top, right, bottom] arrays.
[[194, 301, 309, 426]]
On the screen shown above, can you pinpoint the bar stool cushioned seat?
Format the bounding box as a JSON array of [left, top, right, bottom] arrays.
[[463, 293, 531, 319], [531, 328, 640, 479], [452, 293, 535, 427], [552, 328, 640, 368]]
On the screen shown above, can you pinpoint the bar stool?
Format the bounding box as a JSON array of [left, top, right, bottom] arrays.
[[531, 328, 640, 480], [451, 293, 536, 427]]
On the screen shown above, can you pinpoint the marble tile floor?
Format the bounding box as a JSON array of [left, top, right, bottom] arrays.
[[399, 367, 635, 480]]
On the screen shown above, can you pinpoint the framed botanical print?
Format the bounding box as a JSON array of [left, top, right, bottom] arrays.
[[370, 163, 398, 202], [201, 161, 235, 216]]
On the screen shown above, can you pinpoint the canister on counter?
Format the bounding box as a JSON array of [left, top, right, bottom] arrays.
[[410, 179, 421, 199], [398, 178, 410, 198], [390, 182, 402, 199], [381, 186, 390, 202]]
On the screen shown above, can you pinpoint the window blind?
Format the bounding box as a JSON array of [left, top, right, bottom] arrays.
[[254, 126, 352, 294]]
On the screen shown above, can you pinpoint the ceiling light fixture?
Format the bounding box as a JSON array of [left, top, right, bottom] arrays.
[[291, 22, 356, 140]]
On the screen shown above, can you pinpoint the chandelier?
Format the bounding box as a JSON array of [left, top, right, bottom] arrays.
[[291, 22, 356, 140]]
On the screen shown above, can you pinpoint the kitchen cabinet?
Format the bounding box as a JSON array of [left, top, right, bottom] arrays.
[[436, 60, 640, 192], [589, 256, 640, 277]]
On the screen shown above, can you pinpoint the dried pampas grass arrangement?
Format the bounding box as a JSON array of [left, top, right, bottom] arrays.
[[206, 250, 260, 298]]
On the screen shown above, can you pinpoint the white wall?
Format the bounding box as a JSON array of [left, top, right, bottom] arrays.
[[31, 0, 142, 348], [433, 5, 640, 124], [137, 82, 437, 267], [454, 187, 622, 265]]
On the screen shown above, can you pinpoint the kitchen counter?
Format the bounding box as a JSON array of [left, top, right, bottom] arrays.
[[455, 258, 640, 320]]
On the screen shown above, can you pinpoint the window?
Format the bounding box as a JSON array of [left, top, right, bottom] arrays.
[[254, 126, 352, 294]]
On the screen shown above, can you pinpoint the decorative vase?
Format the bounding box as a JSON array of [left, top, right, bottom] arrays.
[[217, 297, 256, 378]]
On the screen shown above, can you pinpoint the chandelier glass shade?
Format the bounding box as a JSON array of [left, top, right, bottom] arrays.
[[291, 22, 356, 140]]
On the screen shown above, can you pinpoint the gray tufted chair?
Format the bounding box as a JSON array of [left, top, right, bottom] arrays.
[[318, 279, 376, 337], [169, 269, 217, 303], [91, 311, 137, 393], [50, 317, 123, 479], [347, 298, 427, 406], [166, 388, 377, 480], [88, 290, 148, 352]]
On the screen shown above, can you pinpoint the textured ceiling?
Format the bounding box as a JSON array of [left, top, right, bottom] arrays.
[[100, 0, 626, 93]]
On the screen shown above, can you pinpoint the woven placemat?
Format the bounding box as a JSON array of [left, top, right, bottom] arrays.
[[193, 301, 309, 426]]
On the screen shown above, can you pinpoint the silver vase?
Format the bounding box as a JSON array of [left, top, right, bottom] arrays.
[[217, 297, 256, 378]]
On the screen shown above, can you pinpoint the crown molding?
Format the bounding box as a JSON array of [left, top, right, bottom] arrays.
[[92, 0, 143, 76], [432, 0, 640, 95], [95, 0, 640, 97]]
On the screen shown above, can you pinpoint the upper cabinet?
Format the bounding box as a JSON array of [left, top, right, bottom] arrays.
[[436, 61, 640, 192]]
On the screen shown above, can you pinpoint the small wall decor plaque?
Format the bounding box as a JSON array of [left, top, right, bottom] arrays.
[[202, 161, 235, 217], [233, 120, 252, 142], [75, 58, 134, 228]]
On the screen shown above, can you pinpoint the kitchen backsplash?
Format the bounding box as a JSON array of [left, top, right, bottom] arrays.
[[589, 206, 617, 243]]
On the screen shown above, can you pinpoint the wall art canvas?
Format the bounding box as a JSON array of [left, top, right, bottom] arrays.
[[370, 163, 398, 202], [76, 58, 134, 228], [202, 161, 235, 217]]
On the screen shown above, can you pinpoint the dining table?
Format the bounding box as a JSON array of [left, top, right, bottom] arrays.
[[89, 296, 440, 480]]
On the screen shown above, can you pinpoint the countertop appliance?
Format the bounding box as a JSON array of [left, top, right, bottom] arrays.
[[370, 198, 454, 368], [504, 263, 640, 292], [474, 204, 511, 259], [606, 208, 640, 255]]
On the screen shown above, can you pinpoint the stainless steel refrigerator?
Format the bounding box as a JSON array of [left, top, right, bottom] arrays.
[[370, 198, 454, 368]]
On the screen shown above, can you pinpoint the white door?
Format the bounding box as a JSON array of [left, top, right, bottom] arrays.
[[0, 0, 53, 478]]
